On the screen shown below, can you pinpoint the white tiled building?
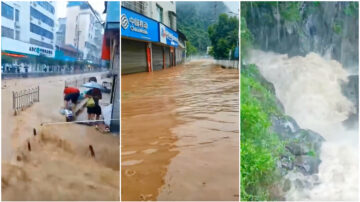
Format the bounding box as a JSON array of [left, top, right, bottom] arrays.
[[1, 1, 56, 59], [65, 2, 103, 65]]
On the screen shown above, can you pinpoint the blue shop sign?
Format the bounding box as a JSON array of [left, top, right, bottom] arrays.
[[159, 23, 178, 47], [121, 7, 159, 42]]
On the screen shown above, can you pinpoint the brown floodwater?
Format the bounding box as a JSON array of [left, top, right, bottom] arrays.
[[121, 60, 239, 201], [1, 74, 119, 201]]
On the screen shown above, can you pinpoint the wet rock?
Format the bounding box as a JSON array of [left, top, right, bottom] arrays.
[[279, 154, 294, 170], [282, 179, 291, 192], [294, 179, 304, 190], [342, 75, 358, 129], [271, 115, 300, 139], [294, 155, 321, 175]]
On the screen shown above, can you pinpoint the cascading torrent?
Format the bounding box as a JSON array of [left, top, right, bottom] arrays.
[[248, 49, 359, 201]]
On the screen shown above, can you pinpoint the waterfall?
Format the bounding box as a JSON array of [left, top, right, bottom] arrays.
[[248, 49, 358, 201]]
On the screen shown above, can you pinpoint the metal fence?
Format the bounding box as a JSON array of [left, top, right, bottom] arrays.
[[65, 77, 89, 88], [2, 70, 109, 80], [13, 86, 40, 115]]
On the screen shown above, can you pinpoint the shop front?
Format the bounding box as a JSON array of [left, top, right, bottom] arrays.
[[121, 7, 180, 74]]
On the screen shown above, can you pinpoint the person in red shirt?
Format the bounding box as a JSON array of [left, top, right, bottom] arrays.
[[63, 86, 80, 109]]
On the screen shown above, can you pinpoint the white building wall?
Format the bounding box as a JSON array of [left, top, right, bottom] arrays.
[[64, 3, 102, 62], [1, 1, 56, 57], [148, 2, 176, 29], [65, 6, 80, 46]]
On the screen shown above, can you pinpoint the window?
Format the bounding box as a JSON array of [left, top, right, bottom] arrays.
[[15, 30, 20, 40], [15, 9, 19, 22], [1, 26, 14, 39], [36, 1, 54, 14], [30, 7, 54, 27], [2, 2, 14, 20], [30, 23, 53, 39], [156, 5, 163, 23], [30, 38, 53, 49]]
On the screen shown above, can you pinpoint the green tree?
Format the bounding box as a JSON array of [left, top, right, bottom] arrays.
[[208, 14, 239, 59], [186, 41, 198, 57], [176, 2, 230, 54]]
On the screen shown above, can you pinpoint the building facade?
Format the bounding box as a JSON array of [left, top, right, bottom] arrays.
[[121, 1, 186, 74], [1, 1, 56, 68], [65, 1, 103, 65], [56, 17, 66, 46]]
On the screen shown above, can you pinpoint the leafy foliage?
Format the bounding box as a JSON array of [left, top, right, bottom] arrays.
[[208, 14, 239, 59], [241, 64, 285, 201], [176, 2, 230, 55], [186, 41, 198, 56], [344, 2, 358, 17]]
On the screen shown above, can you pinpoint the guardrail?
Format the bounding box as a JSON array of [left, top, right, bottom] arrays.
[[2, 70, 109, 80], [214, 60, 239, 69], [65, 77, 89, 88], [13, 86, 40, 115]]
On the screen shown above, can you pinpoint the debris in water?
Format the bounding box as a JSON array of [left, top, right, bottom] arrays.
[[89, 145, 95, 157], [140, 194, 153, 201], [27, 141, 31, 151], [125, 169, 136, 177]]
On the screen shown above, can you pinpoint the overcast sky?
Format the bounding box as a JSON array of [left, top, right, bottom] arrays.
[[55, 1, 239, 21], [224, 1, 239, 15], [56, 1, 106, 21]]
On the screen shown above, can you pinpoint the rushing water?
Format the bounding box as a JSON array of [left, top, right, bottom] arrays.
[[249, 50, 358, 200], [1, 75, 119, 201], [122, 60, 239, 201]]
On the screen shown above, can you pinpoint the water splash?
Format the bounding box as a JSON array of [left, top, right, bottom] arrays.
[[249, 49, 358, 200]]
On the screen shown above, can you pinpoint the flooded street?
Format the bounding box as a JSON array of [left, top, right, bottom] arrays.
[[122, 60, 239, 201], [1, 73, 119, 201]]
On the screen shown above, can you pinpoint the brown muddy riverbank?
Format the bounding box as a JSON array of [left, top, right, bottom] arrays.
[[122, 60, 239, 201]]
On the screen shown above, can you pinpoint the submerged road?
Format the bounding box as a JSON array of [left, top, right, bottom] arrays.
[[121, 60, 239, 201], [1, 73, 119, 201]]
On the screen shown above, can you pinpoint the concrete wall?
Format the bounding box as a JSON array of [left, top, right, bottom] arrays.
[[148, 1, 176, 29], [214, 60, 239, 69]]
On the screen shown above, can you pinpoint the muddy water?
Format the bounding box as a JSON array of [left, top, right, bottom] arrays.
[[1, 73, 119, 200], [122, 60, 239, 201]]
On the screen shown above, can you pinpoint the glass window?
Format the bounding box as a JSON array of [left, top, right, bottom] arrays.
[[15, 30, 20, 40], [30, 7, 54, 27], [15, 9, 19, 22], [1, 26, 14, 39], [2, 2, 14, 20], [30, 23, 54, 40], [156, 5, 163, 23], [36, 1, 55, 14]]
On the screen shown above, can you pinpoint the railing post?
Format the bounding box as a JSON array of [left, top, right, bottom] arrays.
[[13, 92, 15, 110]]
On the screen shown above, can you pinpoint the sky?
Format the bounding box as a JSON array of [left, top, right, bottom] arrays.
[[224, 1, 239, 15], [56, 1, 106, 21]]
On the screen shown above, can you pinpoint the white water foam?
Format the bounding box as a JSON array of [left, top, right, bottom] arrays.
[[248, 49, 359, 200]]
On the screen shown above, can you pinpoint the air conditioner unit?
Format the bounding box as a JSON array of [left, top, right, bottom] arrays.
[[30, 17, 33, 21], [41, 36, 44, 40], [38, 20, 41, 25], [14, 21, 20, 28]]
